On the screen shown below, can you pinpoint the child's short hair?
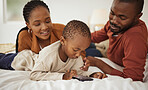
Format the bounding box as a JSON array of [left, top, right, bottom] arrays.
[[63, 20, 91, 39]]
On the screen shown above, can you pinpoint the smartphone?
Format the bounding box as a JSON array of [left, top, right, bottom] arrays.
[[72, 75, 93, 81]]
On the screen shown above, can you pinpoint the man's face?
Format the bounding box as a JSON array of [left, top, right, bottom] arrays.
[[109, 0, 140, 34], [62, 35, 91, 59]]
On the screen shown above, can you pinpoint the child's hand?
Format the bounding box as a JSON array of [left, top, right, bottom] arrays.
[[63, 69, 77, 80], [90, 72, 107, 79], [80, 57, 90, 71]]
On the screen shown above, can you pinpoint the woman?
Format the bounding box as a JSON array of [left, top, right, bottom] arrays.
[[16, 0, 65, 53], [0, 0, 65, 70]]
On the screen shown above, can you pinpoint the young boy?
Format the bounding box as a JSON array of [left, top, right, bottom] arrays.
[[12, 20, 107, 80]]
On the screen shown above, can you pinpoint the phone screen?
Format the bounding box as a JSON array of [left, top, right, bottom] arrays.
[[72, 75, 93, 81]]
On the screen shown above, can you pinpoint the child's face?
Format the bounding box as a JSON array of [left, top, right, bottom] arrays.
[[61, 35, 91, 59], [26, 6, 52, 40]]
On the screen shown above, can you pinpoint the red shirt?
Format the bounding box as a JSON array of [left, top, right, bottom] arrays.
[[91, 19, 148, 81]]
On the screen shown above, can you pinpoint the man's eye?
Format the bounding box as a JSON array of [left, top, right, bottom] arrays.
[[120, 17, 126, 20], [110, 11, 114, 15]]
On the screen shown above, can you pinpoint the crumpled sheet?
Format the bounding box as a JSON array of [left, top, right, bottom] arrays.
[[0, 57, 148, 90], [0, 43, 15, 53]]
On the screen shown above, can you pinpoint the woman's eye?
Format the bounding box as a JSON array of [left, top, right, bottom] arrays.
[[46, 20, 51, 23], [46, 21, 49, 23], [34, 22, 40, 26], [35, 23, 40, 26]]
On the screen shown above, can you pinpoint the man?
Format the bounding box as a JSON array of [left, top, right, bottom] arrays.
[[82, 0, 147, 81]]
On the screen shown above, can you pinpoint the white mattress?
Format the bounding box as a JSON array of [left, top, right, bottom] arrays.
[[0, 57, 148, 90]]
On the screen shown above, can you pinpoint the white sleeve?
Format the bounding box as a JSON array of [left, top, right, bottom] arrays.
[[30, 52, 64, 81], [30, 61, 64, 81]]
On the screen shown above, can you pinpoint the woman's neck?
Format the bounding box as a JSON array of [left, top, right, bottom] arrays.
[[59, 45, 68, 62], [38, 39, 50, 49]]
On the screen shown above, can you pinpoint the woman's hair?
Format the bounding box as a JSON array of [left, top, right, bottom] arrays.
[[16, 0, 50, 52], [23, 0, 50, 23], [63, 20, 91, 40]]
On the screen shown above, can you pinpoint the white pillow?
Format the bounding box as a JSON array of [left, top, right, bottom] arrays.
[[88, 57, 148, 82], [143, 57, 148, 82], [88, 57, 123, 72]]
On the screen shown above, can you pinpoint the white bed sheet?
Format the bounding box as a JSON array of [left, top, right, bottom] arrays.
[[0, 57, 148, 90]]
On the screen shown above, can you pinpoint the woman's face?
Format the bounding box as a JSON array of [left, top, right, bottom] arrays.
[[26, 6, 52, 40]]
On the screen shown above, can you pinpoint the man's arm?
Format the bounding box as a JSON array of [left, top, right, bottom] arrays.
[[83, 32, 147, 81], [84, 56, 114, 74], [91, 21, 110, 43]]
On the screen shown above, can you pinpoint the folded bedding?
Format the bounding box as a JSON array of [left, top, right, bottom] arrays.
[[0, 43, 15, 53]]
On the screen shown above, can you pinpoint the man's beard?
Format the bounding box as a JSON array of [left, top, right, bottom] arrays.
[[109, 21, 122, 34], [109, 21, 132, 34]]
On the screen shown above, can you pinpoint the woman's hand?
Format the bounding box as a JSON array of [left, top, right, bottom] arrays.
[[90, 72, 107, 79], [63, 69, 77, 80]]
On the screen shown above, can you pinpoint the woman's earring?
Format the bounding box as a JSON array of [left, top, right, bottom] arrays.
[[28, 29, 32, 33]]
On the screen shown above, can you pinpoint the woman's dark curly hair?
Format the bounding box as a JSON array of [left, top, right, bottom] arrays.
[[23, 0, 50, 23]]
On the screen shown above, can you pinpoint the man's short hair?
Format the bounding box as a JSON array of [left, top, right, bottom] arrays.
[[63, 20, 91, 39], [118, 0, 144, 14]]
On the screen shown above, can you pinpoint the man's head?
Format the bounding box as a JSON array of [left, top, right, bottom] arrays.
[[60, 20, 91, 59], [109, 0, 144, 34]]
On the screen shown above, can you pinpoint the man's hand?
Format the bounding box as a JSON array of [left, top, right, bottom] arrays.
[[90, 72, 107, 79], [80, 56, 98, 71], [63, 69, 77, 80], [81, 56, 114, 74]]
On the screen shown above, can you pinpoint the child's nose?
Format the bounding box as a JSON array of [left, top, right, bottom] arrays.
[[75, 52, 81, 58]]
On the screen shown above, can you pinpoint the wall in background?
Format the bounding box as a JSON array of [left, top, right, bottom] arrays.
[[0, 0, 147, 43], [45, 0, 112, 24], [141, 0, 148, 26]]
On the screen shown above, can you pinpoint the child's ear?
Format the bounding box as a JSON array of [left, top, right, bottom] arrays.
[[60, 36, 66, 45]]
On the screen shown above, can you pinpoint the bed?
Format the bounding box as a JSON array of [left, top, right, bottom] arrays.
[[0, 44, 148, 90]]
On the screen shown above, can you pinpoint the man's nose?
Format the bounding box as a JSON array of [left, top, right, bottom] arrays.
[[112, 16, 119, 25]]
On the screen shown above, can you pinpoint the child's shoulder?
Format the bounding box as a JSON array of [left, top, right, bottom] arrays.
[[39, 41, 60, 55]]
